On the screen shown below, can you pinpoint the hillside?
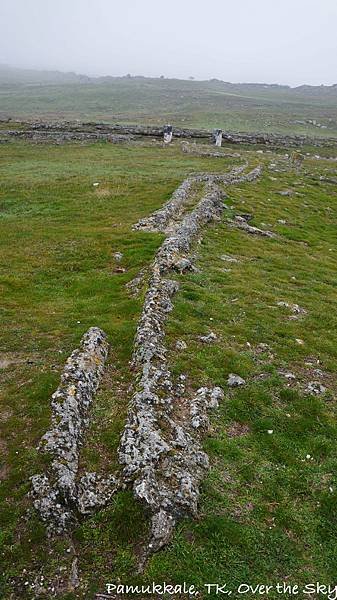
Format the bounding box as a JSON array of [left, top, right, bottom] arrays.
[[1, 65, 337, 136]]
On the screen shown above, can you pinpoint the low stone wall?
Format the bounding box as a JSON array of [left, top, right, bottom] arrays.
[[31, 163, 263, 562], [31, 159, 266, 569], [2, 119, 337, 147], [31, 327, 120, 532], [2, 129, 134, 144], [119, 181, 227, 561], [133, 164, 250, 234], [119, 165, 263, 565]]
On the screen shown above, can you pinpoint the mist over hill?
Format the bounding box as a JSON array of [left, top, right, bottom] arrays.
[[1, 65, 337, 137], [1, 64, 337, 94]]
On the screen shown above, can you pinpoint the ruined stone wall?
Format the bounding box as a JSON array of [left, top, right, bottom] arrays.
[[31, 160, 263, 569], [2, 119, 337, 147]]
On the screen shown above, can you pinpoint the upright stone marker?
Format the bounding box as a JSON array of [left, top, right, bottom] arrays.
[[163, 124, 173, 144], [213, 128, 223, 147]]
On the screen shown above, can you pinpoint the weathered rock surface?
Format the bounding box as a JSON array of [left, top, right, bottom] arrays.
[[125, 268, 147, 296], [31, 327, 117, 531], [230, 214, 275, 238], [134, 176, 200, 232], [227, 373, 246, 387], [306, 381, 326, 395], [199, 332, 218, 344], [119, 180, 227, 561], [276, 301, 307, 316], [134, 165, 260, 234]]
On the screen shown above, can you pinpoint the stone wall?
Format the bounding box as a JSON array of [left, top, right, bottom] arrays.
[[2, 119, 337, 147]]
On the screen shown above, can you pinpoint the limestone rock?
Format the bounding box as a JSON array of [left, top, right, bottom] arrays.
[[199, 332, 217, 344], [227, 373, 246, 387], [306, 381, 326, 395], [231, 215, 275, 238], [220, 254, 239, 263], [31, 327, 109, 531]]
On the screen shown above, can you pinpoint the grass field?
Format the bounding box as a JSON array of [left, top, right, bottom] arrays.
[[1, 75, 337, 137], [1, 138, 337, 599]]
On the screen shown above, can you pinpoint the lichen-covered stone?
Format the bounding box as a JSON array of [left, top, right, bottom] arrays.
[[119, 178, 238, 561], [31, 327, 111, 531], [77, 472, 121, 515]]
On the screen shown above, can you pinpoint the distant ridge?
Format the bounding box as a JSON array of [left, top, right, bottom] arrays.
[[1, 64, 337, 94], [0, 64, 91, 84]]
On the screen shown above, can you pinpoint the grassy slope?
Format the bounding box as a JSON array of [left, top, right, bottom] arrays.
[[1, 78, 337, 136], [0, 140, 337, 599]]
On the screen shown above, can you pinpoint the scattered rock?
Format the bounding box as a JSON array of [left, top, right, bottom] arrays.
[[306, 381, 326, 395], [277, 301, 307, 316], [227, 373, 246, 387], [113, 252, 123, 261], [175, 340, 187, 351], [319, 176, 337, 185], [125, 268, 147, 296], [220, 254, 239, 263], [277, 190, 293, 196], [278, 370, 296, 380], [239, 213, 254, 221], [198, 332, 217, 344], [313, 368, 324, 377], [69, 558, 80, 589], [256, 343, 271, 353], [230, 215, 275, 238], [254, 372, 270, 381]]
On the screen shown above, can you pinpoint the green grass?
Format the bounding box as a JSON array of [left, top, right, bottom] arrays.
[[1, 139, 337, 599], [1, 77, 337, 136]]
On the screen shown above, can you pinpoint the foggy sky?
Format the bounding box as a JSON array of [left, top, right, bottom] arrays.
[[1, 0, 337, 86]]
